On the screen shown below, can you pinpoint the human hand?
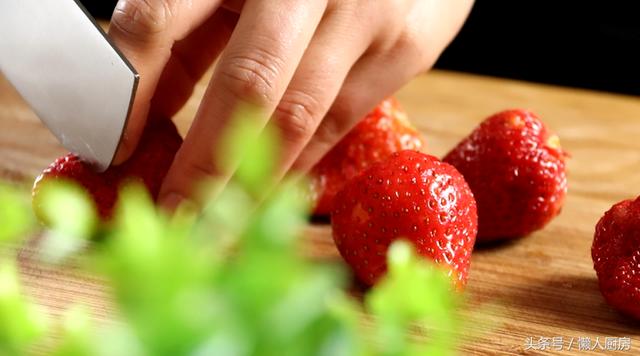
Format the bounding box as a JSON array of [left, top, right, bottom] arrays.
[[108, 0, 473, 208]]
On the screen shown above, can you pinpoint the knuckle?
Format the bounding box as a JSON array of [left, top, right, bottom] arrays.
[[316, 110, 351, 144], [381, 0, 412, 16], [318, 93, 376, 144], [179, 156, 217, 181], [326, 96, 357, 127], [392, 29, 436, 73], [275, 91, 323, 143], [308, 117, 347, 166], [111, 0, 175, 41], [314, 119, 341, 148], [219, 49, 283, 106]]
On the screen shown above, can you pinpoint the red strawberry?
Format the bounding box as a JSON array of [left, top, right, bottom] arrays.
[[310, 98, 424, 216], [33, 118, 182, 219], [592, 197, 640, 319], [331, 150, 477, 289], [443, 110, 567, 241]]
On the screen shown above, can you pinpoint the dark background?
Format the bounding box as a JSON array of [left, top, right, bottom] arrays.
[[83, 0, 640, 96]]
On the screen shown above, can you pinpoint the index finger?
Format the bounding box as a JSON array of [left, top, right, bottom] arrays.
[[108, 0, 222, 163], [158, 0, 328, 207]]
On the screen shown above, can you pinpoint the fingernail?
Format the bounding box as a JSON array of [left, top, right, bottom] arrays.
[[160, 192, 184, 212]]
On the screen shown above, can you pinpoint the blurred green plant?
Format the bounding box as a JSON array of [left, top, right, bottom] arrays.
[[0, 114, 461, 355], [0, 183, 33, 244], [0, 261, 47, 355]]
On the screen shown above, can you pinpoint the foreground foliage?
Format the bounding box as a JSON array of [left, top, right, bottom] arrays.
[[0, 117, 460, 355]]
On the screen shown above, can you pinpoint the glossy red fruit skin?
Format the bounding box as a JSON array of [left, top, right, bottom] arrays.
[[443, 109, 567, 241], [592, 197, 640, 319], [310, 98, 424, 216], [33, 119, 182, 219], [331, 150, 477, 289]]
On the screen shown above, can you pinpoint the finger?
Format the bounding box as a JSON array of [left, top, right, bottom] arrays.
[[268, 8, 374, 177], [222, 0, 245, 13], [292, 0, 473, 173], [158, 0, 327, 207], [151, 9, 239, 118], [108, 0, 223, 164], [291, 51, 427, 174]]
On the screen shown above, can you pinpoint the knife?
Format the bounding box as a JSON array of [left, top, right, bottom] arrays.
[[0, 0, 138, 172]]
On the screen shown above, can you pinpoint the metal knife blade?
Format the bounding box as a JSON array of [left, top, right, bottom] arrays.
[[0, 0, 138, 172]]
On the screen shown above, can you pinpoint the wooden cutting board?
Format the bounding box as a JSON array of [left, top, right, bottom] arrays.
[[2, 69, 640, 355]]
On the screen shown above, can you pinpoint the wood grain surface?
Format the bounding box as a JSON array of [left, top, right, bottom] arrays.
[[2, 69, 640, 355]]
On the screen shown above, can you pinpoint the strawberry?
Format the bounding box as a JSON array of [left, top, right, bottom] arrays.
[[592, 197, 640, 319], [310, 98, 424, 216], [443, 110, 567, 241], [33, 118, 182, 219], [331, 150, 477, 289]]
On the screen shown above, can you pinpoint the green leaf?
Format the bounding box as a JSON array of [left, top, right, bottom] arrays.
[[218, 106, 279, 195], [0, 183, 33, 244], [98, 183, 217, 355], [242, 180, 310, 252], [194, 181, 254, 258], [95, 323, 145, 356], [0, 106, 470, 355], [52, 306, 94, 356], [367, 240, 459, 356], [0, 261, 47, 355], [321, 293, 368, 356], [34, 180, 96, 237], [265, 268, 344, 340], [33, 180, 96, 263]]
